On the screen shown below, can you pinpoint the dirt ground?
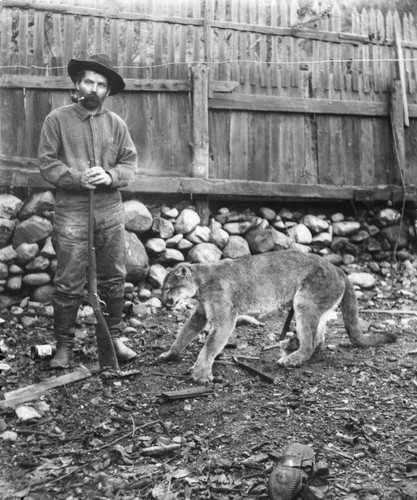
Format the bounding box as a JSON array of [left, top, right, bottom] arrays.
[[1, 259, 417, 500]]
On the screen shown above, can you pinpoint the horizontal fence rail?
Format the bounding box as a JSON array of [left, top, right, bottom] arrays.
[[1, 0, 417, 202]]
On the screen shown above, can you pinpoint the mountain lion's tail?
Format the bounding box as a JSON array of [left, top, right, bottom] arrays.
[[339, 271, 397, 347]]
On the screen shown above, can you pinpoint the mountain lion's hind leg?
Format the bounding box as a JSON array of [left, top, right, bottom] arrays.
[[159, 303, 207, 363], [277, 292, 318, 367]]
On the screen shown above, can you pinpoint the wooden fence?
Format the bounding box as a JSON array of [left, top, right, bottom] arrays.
[[1, 0, 417, 203]]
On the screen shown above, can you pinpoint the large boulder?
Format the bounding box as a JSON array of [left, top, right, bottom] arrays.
[[31, 284, 54, 303], [187, 243, 222, 264], [175, 208, 201, 234], [302, 214, 330, 234], [12, 216, 53, 247], [0, 219, 15, 247], [244, 228, 275, 254], [16, 243, 39, 265], [223, 220, 257, 235], [18, 191, 55, 219], [223, 235, 251, 259], [186, 226, 210, 244], [348, 272, 377, 289], [209, 219, 229, 249], [152, 216, 175, 239], [0, 245, 17, 263], [0, 194, 23, 220], [378, 224, 408, 250], [124, 230, 149, 284], [332, 221, 360, 237], [159, 248, 185, 264], [22, 273, 51, 286], [148, 263, 167, 288], [287, 223, 312, 245], [258, 207, 276, 221], [123, 200, 153, 234]]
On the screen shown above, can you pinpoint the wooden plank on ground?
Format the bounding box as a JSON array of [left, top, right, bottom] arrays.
[[161, 387, 214, 400], [0, 366, 92, 409]]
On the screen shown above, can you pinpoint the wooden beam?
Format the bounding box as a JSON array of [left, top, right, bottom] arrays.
[[209, 93, 389, 117], [0, 1, 204, 26], [1, 161, 415, 201], [4, 1, 417, 51], [0, 74, 239, 93]]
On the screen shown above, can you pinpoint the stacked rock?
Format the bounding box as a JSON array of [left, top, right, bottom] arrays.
[[0, 190, 414, 308]]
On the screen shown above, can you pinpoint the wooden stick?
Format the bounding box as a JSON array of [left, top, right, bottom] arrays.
[[1, 365, 92, 409], [232, 356, 274, 383]]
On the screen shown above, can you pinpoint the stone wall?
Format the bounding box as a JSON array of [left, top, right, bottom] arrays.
[[0, 190, 414, 310]]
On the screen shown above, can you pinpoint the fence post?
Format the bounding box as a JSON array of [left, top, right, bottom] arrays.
[[191, 63, 210, 225], [390, 80, 406, 189]]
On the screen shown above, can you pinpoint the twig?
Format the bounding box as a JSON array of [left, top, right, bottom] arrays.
[[360, 309, 417, 315]]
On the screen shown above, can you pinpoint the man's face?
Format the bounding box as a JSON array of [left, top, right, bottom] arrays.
[[76, 70, 110, 110]]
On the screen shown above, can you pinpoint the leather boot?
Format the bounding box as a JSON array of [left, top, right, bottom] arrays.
[[50, 305, 79, 369], [102, 296, 138, 363]]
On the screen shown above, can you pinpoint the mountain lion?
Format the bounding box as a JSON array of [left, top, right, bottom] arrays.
[[159, 250, 396, 383]]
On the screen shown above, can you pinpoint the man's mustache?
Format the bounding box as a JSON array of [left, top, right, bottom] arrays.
[[84, 93, 101, 104]]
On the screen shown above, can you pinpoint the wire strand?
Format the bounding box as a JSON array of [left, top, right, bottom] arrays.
[[1, 56, 417, 72]]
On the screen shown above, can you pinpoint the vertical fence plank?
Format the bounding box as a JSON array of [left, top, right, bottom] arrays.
[[289, 0, 299, 88], [359, 9, 376, 186], [238, 0, 249, 88], [311, 0, 321, 94], [369, 9, 379, 93], [18, 10, 29, 75], [110, 18, 119, 70], [351, 8, 360, 92], [403, 13, 414, 94], [280, 0, 290, 88], [230, 0, 239, 83], [258, 0, 267, 89], [270, 0, 278, 89], [386, 10, 395, 82], [192, 0, 201, 65], [153, 0, 164, 79], [167, 0, 176, 79], [64, 14, 74, 64], [178, 0, 188, 79], [248, 0, 257, 88], [410, 14, 417, 103], [217, 0, 227, 81], [376, 9, 387, 91], [94, 16, 103, 54], [52, 14, 64, 76], [124, 20, 134, 78], [329, 6, 344, 187], [79, 16, 89, 60], [33, 11, 44, 75], [361, 9, 370, 94], [332, 4, 342, 91]]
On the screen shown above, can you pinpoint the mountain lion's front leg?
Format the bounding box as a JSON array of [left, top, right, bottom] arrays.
[[159, 303, 207, 363], [191, 317, 236, 384]]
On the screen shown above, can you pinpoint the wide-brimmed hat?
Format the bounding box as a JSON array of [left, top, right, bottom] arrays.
[[68, 54, 125, 95]]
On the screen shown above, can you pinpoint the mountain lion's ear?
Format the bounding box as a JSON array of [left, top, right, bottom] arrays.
[[174, 264, 191, 278]]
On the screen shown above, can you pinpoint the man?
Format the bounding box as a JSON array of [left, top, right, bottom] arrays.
[[38, 54, 138, 369]]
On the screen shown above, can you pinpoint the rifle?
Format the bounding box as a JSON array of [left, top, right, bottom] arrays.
[[87, 159, 120, 370]]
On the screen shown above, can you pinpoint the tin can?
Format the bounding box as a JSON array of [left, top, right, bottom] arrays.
[[30, 344, 56, 360]]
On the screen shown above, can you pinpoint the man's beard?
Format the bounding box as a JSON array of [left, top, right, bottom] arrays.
[[82, 93, 102, 109]]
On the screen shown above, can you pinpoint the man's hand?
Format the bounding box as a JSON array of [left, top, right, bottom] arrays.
[[81, 166, 112, 189]]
